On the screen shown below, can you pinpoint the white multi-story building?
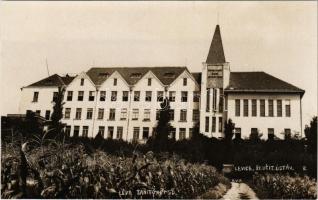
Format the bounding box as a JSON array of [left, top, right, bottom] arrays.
[[19, 25, 305, 141]]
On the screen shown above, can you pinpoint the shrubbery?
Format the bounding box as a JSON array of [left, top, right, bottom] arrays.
[[251, 173, 317, 199], [1, 140, 230, 199]]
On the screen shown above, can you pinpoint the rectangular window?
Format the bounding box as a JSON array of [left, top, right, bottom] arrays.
[[143, 109, 151, 121], [212, 89, 217, 111], [113, 78, 117, 86], [120, 108, 127, 120], [97, 108, 104, 120], [134, 91, 140, 101], [277, 99, 282, 117], [65, 126, 71, 137], [180, 109, 187, 121], [206, 89, 210, 112], [82, 126, 89, 137], [108, 126, 114, 139], [86, 108, 93, 119], [122, 91, 129, 101], [189, 128, 193, 138], [205, 117, 209, 132], [284, 128, 291, 139], [235, 128, 241, 139], [111, 91, 117, 101], [145, 91, 152, 101], [45, 110, 50, 120], [89, 91, 95, 101], [67, 91, 73, 101], [169, 109, 174, 121], [98, 126, 105, 138], [169, 128, 176, 139], [133, 127, 140, 140], [192, 109, 199, 121], [64, 108, 71, 119], [285, 100, 291, 117], [148, 78, 152, 86], [80, 78, 84, 86], [218, 117, 223, 132], [268, 128, 274, 139], [33, 92, 39, 102], [183, 78, 187, 86], [179, 128, 186, 140], [212, 117, 216, 132], [169, 91, 176, 102], [157, 91, 164, 102], [219, 88, 224, 112], [73, 126, 80, 137], [268, 99, 274, 117], [143, 127, 149, 139], [100, 91, 106, 101], [243, 99, 248, 117], [260, 99, 265, 117], [109, 108, 116, 120], [181, 91, 188, 102], [35, 110, 41, 115], [193, 91, 200, 102], [156, 109, 160, 120], [75, 108, 81, 119], [78, 91, 84, 101], [132, 109, 139, 120], [117, 127, 123, 139], [235, 99, 240, 116], [252, 99, 257, 116], [53, 92, 58, 102]]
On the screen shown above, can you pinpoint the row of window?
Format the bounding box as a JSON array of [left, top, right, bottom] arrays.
[[206, 88, 224, 113], [205, 116, 223, 133], [66, 125, 193, 140], [79, 77, 189, 87], [32, 91, 200, 103], [64, 108, 200, 122], [234, 128, 292, 139], [235, 99, 291, 117]]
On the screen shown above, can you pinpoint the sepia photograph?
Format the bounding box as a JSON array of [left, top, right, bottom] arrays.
[[0, 1, 317, 199]]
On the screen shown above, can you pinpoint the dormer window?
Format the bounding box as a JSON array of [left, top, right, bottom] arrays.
[[148, 78, 152, 86], [164, 72, 175, 78], [80, 78, 84, 86], [98, 72, 110, 78], [114, 78, 117, 86], [130, 73, 142, 78]]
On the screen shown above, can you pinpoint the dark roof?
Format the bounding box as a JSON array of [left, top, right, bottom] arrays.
[[191, 72, 202, 85], [87, 67, 192, 86], [26, 74, 75, 87], [206, 25, 226, 64], [224, 72, 305, 94]]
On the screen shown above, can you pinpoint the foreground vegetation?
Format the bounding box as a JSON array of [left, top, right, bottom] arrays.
[[250, 173, 317, 199], [1, 140, 230, 199]]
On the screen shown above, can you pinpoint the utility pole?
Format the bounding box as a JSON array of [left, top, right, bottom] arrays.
[[46, 58, 50, 77]]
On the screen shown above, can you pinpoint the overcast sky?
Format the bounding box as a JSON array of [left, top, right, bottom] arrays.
[[0, 1, 317, 127]]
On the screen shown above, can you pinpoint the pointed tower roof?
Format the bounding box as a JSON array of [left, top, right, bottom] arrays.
[[206, 25, 226, 64]]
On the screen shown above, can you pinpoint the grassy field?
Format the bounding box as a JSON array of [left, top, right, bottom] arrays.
[[1, 140, 230, 199]]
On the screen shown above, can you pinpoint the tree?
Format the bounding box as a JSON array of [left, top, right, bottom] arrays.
[[151, 97, 173, 152], [224, 118, 235, 142], [48, 86, 66, 140], [304, 116, 317, 154]]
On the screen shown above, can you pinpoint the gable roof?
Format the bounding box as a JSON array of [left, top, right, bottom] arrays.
[[26, 74, 75, 87], [206, 25, 226, 64], [86, 67, 190, 86], [224, 72, 305, 95]]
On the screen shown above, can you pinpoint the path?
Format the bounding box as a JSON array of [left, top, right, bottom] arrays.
[[222, 182, 258, 200]]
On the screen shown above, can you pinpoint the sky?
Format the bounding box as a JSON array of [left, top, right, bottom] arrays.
[[0, 1, 317, 127]]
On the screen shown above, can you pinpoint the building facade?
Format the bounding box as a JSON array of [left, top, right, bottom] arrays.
[[19, 25, 305, 141]]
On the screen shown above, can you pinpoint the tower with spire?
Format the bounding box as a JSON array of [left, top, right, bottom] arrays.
[[200, 24, 230, 138]]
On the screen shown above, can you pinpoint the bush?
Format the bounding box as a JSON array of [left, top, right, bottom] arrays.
[[1, 141, 230, 199], [251, 173, 317, 199]]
